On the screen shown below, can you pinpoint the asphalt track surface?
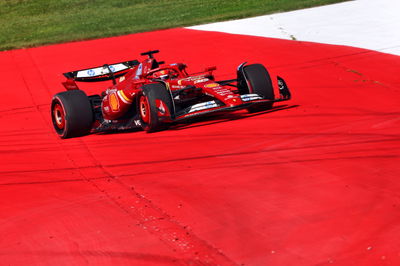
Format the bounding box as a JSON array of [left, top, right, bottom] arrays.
[[1, 28, 399, 265]]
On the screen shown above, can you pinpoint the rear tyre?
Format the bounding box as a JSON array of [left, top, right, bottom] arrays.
[[241, 64, 274, 113], [139, 83, 174, 132], [51, 90, 93, 138]]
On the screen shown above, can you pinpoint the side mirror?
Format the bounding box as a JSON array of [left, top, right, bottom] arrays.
[[205, 66, 217, 72]]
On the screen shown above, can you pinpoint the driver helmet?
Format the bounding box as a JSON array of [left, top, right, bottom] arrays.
[[159, 70, 169, 80]]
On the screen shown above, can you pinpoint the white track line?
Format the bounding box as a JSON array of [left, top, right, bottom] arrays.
[[188, 0, 400, 56]]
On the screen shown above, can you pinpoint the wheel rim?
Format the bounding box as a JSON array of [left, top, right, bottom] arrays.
[[139, 95, 150, 124], [53, 103, 65, 130]]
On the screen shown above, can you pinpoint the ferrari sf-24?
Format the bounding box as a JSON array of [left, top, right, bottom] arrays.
[[51, 50, 291, 138]]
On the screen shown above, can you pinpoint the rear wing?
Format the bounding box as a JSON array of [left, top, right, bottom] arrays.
[[63, 60, 139, 82]]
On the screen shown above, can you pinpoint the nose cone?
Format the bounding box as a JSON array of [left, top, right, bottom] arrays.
[[224, 96, 243, 107]]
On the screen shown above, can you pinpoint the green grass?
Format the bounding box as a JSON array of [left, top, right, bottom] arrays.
[[0, 0, 348, 51]]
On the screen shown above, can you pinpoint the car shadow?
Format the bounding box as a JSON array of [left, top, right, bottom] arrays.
[[92, 104, 299, 136], [169, 104, 299, 131]]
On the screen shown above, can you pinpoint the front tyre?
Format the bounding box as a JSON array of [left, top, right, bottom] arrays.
[[240, 64, 275, 113], [51, 90, 93, 138], [139, 83, 174, 133]]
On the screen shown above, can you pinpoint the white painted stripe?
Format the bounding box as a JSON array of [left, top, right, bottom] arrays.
[[188, 0, 400, 56]]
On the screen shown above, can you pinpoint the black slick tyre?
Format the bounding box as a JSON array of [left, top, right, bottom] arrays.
[[51, 90, 93, 138], [242, 64, 274, 113], [138, 83, 174, 132]]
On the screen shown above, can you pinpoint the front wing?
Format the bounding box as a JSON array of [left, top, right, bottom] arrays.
[[174, 94, 290, 121], [174, 77, 292, 120]]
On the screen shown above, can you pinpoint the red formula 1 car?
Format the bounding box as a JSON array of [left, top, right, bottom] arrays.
[[51, 50, 291, 138]]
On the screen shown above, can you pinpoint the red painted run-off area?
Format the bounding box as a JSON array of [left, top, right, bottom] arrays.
[[0, 28, 399, 265]]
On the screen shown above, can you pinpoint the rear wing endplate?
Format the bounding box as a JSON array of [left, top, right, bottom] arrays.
[[63, 60, 139, 82]]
